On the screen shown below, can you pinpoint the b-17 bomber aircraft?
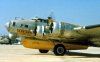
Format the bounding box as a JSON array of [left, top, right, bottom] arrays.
[[5, 17, 100, 56]]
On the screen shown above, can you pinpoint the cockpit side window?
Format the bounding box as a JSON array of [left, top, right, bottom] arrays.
[[38, 18, 47, 23]]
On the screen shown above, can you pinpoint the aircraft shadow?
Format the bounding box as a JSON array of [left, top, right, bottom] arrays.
[[24, 51, 100, 58], [67, 51, 100, 58]]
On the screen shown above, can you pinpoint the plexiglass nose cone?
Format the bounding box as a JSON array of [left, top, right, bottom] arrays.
[[5, 22, 9, 29]]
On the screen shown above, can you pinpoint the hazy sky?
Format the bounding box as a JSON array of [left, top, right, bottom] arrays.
[[0, 0, 100, 34]]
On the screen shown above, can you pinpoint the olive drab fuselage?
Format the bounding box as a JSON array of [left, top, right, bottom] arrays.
[[6, 17, 100, 51]]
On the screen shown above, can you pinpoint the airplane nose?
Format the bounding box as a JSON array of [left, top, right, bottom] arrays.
[[5, 22, 9, 28], [5, 22, 10, 30]]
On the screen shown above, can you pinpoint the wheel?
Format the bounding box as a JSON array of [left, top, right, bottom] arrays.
[[53, 44, 66, 56], [39, 49, 49, 53]]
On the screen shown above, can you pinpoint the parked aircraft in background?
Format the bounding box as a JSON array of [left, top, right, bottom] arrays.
[[5, 16, 100, 56], [0, 35, 10, 44], [0, 35, 20, 44]]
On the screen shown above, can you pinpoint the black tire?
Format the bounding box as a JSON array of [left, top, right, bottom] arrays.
[[39, 49, 49, 53], [53, 44, 66, 56]]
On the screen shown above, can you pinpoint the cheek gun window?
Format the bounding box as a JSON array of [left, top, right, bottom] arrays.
[[20, 24, 23, 27], [25, 25, 28, 28], [13, 22, 16, 26]]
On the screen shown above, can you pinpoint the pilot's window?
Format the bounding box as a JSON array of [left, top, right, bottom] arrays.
[[25, 25, 28, 28], [13, 22, 16, 26]]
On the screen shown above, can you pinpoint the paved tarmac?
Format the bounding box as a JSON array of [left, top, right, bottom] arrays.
[[0, 45, 100, 62]]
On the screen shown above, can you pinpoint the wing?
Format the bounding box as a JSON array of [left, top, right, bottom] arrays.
[[89, 38, 100, 47]]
